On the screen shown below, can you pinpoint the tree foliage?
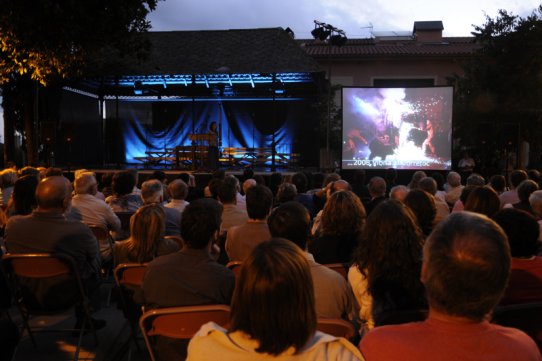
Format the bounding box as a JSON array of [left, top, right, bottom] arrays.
[[0, 0, 159, 85], [0, 0, 160, 165], [450, 5, 542, 171]]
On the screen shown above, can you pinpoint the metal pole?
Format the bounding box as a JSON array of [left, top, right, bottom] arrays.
[[326, 44, 332, 168], [272, 73, 277, 172]]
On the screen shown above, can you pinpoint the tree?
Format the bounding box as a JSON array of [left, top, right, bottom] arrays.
[[0, 0, 159, 164], [450, 6, 542, 172]]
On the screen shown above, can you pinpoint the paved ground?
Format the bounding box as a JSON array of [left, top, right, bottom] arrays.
[[9, 283, 150, 361]]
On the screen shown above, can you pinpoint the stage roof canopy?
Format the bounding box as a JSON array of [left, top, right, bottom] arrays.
[[68, 27, 323, 100]]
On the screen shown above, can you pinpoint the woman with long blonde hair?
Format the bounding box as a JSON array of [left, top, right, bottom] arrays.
[[113, 204, 179, 264]]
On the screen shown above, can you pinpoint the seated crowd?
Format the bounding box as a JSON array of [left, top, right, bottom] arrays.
[[1, 165, 542, 360]]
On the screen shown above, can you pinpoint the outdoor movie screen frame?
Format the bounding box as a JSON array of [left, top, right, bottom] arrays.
[[341, 86, 453, 170]]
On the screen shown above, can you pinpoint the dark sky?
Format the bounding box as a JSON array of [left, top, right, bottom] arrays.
[[147, 0, 539, 39]]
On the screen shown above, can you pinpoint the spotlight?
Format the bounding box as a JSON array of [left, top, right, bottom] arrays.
[[311, 27, 331, 41], [330, 34, 347, 47]]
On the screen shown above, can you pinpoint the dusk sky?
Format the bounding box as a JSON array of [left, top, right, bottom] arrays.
[[147, 0, 540, 38]]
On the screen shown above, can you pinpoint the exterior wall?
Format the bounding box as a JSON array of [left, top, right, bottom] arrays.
[[325, 57, 466, 87]]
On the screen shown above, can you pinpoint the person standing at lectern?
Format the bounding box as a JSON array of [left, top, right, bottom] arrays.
[[207, 121, 219, 170]]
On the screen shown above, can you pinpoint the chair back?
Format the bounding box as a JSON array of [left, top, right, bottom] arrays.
[[140, 304, 231, 339], [492, 302, 542, 352], [5, 254, 71, 279], [1, 253, 97, 356], [88, 225, 109, 242], [139, 305, 230, 361], [323, 263, 349, 279], [164, 235, 184, 248], [226, 261, 243, 278], [2, 253, 87, 312], [114, 263, 148, 344], [317, 318, 356, 339], [114, 263, 148, 289]]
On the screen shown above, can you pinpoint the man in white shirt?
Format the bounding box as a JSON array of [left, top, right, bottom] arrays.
[[71, 172, 121, 260]]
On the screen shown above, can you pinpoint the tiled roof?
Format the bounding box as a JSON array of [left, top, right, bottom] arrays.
[[134, 28, 322, 75], [298, 37, 478, 58]]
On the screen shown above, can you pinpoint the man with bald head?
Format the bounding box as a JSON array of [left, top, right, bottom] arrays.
[[5, 176, 104, 329], [5, 176, 100, 279]]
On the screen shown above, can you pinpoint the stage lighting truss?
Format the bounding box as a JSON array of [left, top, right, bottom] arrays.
[[120, 73, 312, 91], [311, 20, 347, 47], [66, 72, 314, 101]]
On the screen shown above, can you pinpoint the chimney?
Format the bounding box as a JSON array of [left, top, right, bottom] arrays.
[[413, 21, 443, 43]]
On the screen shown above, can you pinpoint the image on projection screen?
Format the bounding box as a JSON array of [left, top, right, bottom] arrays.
[[341, 86, 453, 170]]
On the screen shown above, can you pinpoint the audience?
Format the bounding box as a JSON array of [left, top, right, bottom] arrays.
[[528, 169, 541, 186], [500, 169, 528, 207], [359, 212, 541, 361], [493, 208, 542, 305], [466, 173, 486, 186], [363, 176, 387, 215], [18, 166, 40, 180], [529, 190, 542, 239], [242, 178, 257, 196], [71, 171, 121, 260], [141, 198, 234, 360], [225, 185, 273, 262], [418, 177, 449, 225], [451, 184, 477, 213], [489, 174, 506, 195], [291, 172, 316, 217], [105, 171, 143, 212], [4, 176, 104, 329], [389, 185, 408, 202], [463, 186, 501, 218], [507, 179, 539, 215], [268, 202, 357, 322], [5, 164, 542, 360], [114, 204, 178, 265], [223, 174, 246, 209], [444, 171, 463, 206], [349, 200, 426, 333], [100, 172, 114, 198], [351, 170, 371, 203], [407, 171, 427, 190], [404, 189, 437, 237], [5, 174, 39, 217], [275, 182, 297, 206], [312, 172, 341, 212], [165, 179, 190, 213], [267, 172, 283, 197], [187, 238, 363, 360], [218, 181, 248, 235], [311, 179, 351, 236], [309, 190, 366, 264], [429, 172, 446, 201], [0, 169, 17, 207], [141, 179, 182, 237], [71, 172, 121, 233]]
